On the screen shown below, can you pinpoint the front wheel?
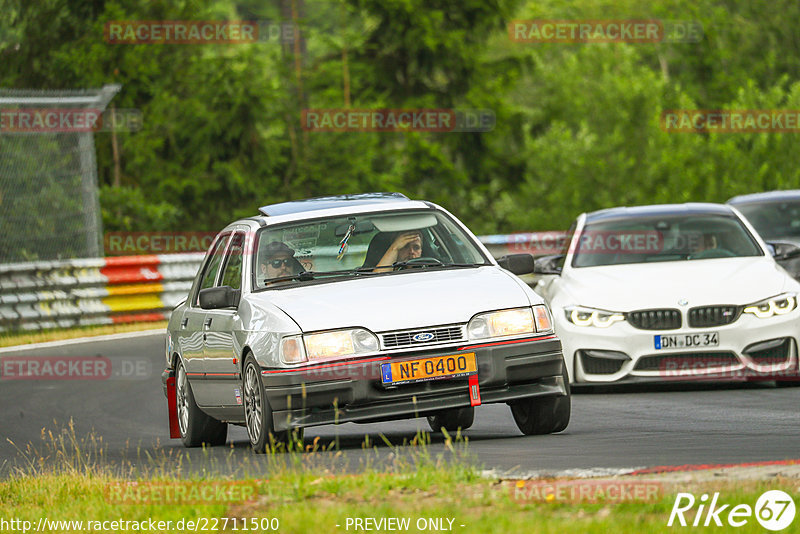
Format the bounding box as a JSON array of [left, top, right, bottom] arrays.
[[509, 366, 571, 435], [242, 354, 303, 453], [175, 359, 227, 447], [427, 407, 474, 433]]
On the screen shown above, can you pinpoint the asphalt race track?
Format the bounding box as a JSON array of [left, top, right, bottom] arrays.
[[1, 331, 798, 478]]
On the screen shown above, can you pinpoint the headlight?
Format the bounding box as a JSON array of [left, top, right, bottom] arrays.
[[565, 306, 625, 328], [468, 307, 545, 340], [280, 335, 307, 364], [303, 328, 379, 360], [743, 293, 797, 319]]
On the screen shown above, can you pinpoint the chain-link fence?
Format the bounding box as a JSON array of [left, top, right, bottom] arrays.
[[0, 85, 119, 262]]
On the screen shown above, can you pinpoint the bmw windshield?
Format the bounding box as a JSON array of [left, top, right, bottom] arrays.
[[253, 210, 490, 288], [734, 200, 800, 240], [571, 214, 763, 268]]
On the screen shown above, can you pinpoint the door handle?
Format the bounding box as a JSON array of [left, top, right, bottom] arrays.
[[204, 317, 213, 328], [181, 317, 188, 328]]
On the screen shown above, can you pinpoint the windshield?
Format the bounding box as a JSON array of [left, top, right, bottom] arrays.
[[734, 201, 800, 240], [253, 209, 489, 288], [571, 214, 763, 268]]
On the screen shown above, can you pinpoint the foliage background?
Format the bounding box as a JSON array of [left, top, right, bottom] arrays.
[[1, 0, 799, 237]]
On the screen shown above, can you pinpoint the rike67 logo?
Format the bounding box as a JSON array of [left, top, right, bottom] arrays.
[[668, 490, 795, 530]]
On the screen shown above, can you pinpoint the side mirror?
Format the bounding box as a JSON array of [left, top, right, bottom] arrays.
[[497, 253, 535, 275], [533, 254, 564, 275], [766, 241, 800, 260], [199, 286, 240, 310]]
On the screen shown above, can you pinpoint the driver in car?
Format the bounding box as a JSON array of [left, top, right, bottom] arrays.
[[259, 241, 303, 285], [374, 231, 423, 272]]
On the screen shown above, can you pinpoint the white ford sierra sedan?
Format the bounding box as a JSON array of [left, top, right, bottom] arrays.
[[163, 193, 570, 451]]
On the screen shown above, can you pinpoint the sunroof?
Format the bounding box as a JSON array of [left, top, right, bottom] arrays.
[[258, 192, 410, 217]]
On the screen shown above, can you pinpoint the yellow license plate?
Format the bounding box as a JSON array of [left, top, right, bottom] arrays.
[[381, 353, 477, 385]]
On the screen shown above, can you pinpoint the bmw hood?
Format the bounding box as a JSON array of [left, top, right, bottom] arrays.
[[257, 267, 532, 332], [559, 257, 797, 311]]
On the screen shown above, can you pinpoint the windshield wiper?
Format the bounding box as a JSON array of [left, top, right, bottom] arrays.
[[265, 269, 379, 284], [390, 260, 486, 269]]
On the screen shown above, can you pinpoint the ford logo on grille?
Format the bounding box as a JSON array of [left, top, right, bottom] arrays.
[[412, 332, 435, 342]]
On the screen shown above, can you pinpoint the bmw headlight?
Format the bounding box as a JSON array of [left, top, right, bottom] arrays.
[[743, 293, 797, 319], [468, 307, 550, 340], [565, 306, 625, 328]]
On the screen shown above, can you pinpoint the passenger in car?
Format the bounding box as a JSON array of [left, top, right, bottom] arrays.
[[259, 241, 304, 285], [366, 231, 423, 272]]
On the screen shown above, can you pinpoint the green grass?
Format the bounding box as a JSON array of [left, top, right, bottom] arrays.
[[1, 423, 797, 533], [3, 471, 796, 533], [0, 321, 167, 348]]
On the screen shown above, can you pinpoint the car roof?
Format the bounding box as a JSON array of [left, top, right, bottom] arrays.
[[585, 203, 735, 223], [249, 193, 433, 226], [259, 192, 410, 217], [727, 190, 800, 205]]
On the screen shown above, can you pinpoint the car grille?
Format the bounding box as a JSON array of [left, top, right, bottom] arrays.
[[579, 350, 628, 375], [744, 338, 792, 365], [688, 306, 741, 327], [381, 326, 464, 349], [634, 352, 739, 371], [626, 309, 682, 330]]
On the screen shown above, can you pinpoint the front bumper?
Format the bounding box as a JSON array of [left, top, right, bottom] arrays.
[[260, 335, 566, 431], [557, 311, 800, 383]]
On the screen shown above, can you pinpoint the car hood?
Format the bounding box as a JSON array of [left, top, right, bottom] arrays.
[[254, 267, 531, 332], [558, 257, 796, 310]]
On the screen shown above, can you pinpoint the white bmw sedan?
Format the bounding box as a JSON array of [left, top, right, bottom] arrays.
[[535, 203, 800, 384]]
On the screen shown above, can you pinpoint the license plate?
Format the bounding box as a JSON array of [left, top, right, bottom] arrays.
[[381, 353, 477, 385], [654, 332, 719, 350]]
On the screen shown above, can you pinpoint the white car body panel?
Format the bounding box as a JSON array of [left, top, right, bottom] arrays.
[[263, 267, 535, 333]]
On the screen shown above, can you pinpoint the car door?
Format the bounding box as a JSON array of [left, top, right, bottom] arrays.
[[196, 229, 246, 408], [178, 233, 230, 398]]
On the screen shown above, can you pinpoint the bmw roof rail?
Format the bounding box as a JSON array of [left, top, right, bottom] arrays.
[[258, 192, 410, 217]]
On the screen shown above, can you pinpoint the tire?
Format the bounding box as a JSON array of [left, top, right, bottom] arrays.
[[427, 407, 474, 433], [242, 354, 303, 453], [175, 359, 228, 447], [509, 365, 571, 435]]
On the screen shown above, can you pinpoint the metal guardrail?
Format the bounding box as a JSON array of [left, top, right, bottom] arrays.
[[0, 233, 558, 332]]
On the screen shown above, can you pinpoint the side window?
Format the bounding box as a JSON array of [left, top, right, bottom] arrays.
[[196, 234, 230, 304], [219, 232, 245, 290]]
